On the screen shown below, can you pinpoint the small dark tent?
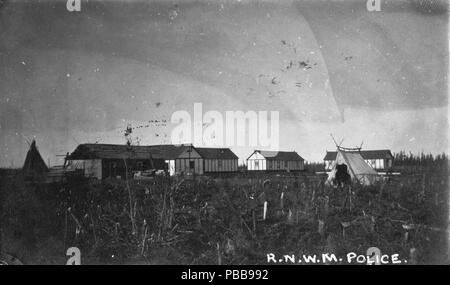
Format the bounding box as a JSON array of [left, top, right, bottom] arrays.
[[22, 140, 48, 181]]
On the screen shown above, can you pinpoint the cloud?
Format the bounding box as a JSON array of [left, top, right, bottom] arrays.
[[0, 0, 447, 166]]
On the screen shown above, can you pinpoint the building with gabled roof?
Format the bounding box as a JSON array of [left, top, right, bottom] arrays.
[[169, 146, 238, 175], [66, 143, 239, 178], [246, 150, 304, 172], [67, 143, 169, 179]]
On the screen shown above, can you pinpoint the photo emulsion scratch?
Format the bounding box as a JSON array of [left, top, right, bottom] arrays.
[[0, 0, 448, 271]]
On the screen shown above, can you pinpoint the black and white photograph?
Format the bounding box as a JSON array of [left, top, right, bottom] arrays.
[[0, 0, 448, 269]]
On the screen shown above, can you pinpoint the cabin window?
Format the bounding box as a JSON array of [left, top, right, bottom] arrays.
[[285, 161, 288, 168], [327, 160, 333, 170], [387, 159, 392, 168], [189, 160, 195, 170], [254, 160, 259, 169], [218, 160, 222, 168]]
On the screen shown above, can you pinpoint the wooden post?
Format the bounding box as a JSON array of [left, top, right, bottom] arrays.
[[252, 210, 256, 235], [318, 219, 325, 236], [341, 222, 350, 238], [369, 216, 375, 233], [348, 186, 352, 211], [287, 209, 293, 224], [217, 242, 222, 265], [141, 219, 148, 256], [310, 188, 315, 205], [263, 201, 268, 220], [324, 196, 329, 215], [409, 248, 417, 265]]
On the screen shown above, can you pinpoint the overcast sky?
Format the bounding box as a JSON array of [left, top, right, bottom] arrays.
[[0, 0, 448, 166]]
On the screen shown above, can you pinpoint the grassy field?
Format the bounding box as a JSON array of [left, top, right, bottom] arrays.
[[0, 154, 448, 265]]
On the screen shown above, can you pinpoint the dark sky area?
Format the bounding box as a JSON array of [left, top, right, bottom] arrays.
[[0, 0, 448, 166]]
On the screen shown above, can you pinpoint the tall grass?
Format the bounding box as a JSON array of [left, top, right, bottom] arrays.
[[0, 152, 447, 264]]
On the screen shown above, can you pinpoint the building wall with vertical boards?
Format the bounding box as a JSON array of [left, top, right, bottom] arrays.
[[175, 147, 203, 175], [203, 159, 238, 172]]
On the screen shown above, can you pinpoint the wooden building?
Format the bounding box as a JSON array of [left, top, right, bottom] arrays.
[[66, 144, 167, 179], [173, 146, 239, 175], [246, 150, 304, 172], [196, 148, 239, 173], [323, 149, 394, 172], [66, 144, 239, 178], [147, 144, 190, 176]]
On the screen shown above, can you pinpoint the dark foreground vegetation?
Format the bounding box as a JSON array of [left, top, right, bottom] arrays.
[[0, 153, 448, 264]]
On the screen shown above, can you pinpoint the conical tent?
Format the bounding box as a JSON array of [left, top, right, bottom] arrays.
[[327, 148, 379, 186], [22, 140, 48, 181]]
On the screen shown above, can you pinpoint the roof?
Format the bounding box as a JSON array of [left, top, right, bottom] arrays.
[[68, 144, 170, 160], [249, 150, 304, 161], [147, 145, 190, 160], [195, 148, 239, 159], [324, 149, 394, 161], [67, 144, 236, 160]]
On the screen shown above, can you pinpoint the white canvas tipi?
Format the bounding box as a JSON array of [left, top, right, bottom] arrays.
[[327, 148, 379, 186]]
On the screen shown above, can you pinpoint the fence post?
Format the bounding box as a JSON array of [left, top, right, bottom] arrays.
[[217, 242, 222, 265], [318, 219, 325, 236], [410, 248, 417, 265], [252, 210, 256, 235], [263, 201, 268, 220]]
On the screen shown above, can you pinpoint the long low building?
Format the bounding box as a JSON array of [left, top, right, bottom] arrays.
[[66, 144, 167, 179], [323, 149, 394, 172], [66, 143, 239, 179], [246, 150, 305, 172]]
